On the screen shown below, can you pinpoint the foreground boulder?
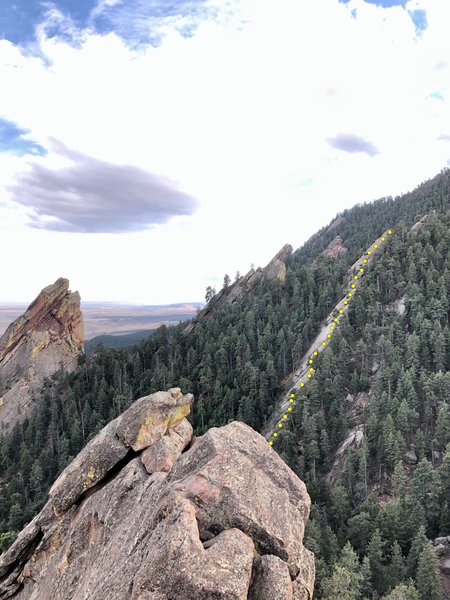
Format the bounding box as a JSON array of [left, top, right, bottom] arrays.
[[0, 278, 83, 428], [0, 388, 314, 600]]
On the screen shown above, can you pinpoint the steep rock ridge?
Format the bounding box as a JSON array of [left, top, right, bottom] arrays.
[[183, 244, 293, 335], [0, 388, 314, 600], [0, 278, 83, 428]]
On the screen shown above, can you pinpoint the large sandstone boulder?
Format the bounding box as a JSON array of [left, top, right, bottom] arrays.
[[0, 389, 314, 600], [0, 278, 83, 427]]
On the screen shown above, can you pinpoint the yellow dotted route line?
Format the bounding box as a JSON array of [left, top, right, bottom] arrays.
[[268, 229, 393, 447]]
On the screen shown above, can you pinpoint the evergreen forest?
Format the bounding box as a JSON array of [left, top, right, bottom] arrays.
[[2, 169, 450, 599]]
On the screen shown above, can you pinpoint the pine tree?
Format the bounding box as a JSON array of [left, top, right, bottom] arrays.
[[382, 582, 419, 600], [321, 565, 360, 600], [367, 528, 386, 594], [406, 526, 428, 578], [416, 541, 443, 600], [361, 555, 374, 599], [392, 461, 407, 499], [338, 542, 363, 596], [386, 540, 406, 592]]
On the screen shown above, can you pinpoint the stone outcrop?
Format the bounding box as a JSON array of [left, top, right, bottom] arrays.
[[433, 536, 450, 596], [320, 235, 348, 259], [0, 278, 83, 428], [0, 388, 314, 600], [183, 244, 293, 335], [402, 446, 418, 465], [410, 213, 430, 234]]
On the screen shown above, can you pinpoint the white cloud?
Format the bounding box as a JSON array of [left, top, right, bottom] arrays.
[[1, 0, 450, 303]]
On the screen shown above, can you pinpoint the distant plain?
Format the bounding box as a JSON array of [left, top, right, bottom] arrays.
[[0, 301, 202, 340]]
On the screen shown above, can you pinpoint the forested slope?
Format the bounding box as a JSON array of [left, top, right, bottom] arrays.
[[1, 169, 450, 598]]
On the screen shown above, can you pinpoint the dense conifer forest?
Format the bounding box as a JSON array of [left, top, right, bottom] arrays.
[[1, 169, 450, 598]]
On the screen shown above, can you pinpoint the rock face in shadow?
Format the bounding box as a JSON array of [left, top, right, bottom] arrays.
[[0, 278, 84, 428], [183, 244, 293, 335], [0, 388, 314, 600]]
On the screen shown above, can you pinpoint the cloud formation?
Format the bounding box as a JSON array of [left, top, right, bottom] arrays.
[[326, 133, 379, 157], [8, 142, 199, 233]]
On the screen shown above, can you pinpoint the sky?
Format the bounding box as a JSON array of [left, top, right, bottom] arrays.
[[1, 0, 450, 304]]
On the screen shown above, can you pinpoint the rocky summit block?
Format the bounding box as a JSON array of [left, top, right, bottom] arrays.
[[0, 278, 84, 427], [0, 389, 314, 600]]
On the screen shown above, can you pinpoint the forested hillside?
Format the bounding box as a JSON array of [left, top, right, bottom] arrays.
[[1, 169, 450, 598]]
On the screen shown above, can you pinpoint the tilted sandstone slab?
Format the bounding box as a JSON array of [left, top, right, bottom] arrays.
[[0, 278, 83, 427], [183, 244, 293, 335], [0, 389, 314, 600]]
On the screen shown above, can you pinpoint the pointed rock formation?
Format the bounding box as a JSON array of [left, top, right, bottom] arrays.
[[320, 235, 348, 259], [0, 388, 314, 600], [0, 278, 83, 428], [183, 244, 293, 335]]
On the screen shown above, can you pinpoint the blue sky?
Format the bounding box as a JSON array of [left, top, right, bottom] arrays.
[[0, 0, 450, 304], [0, 1, 93, 44], [0, 1, 219, 47], [0, 118, 47, 155]]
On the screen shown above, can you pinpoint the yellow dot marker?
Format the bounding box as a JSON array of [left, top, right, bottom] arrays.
[[278, 423, 283, 428], [307, 373, 312, 378], [368, 251, 372, 255], [334, 318, 339, 323], [388, 230, 392, 234], [283, 415, 288, 419], [313, 351, 318, 356], [268, 441, 273, 445], [309, 367, 314, 372], [339, 309, 344, 313], [322, 341, 327, 346], [374, 244, 378, 249], [288, 407, 293, 411], [348, 292, 353, 297], [359, 268, 364, 273], [344, 300, 348, 305], [330, 325, 335, 330], [289, 399, 294, 403], [363, 259, 368, 263], [273, 432, 278, 437], [353, 275, 358, 280], [351, 284, 356, 288], [327, 333, 332, 339], [300, 382, 305, 387], [309, 359, 313, 364], [381, 237, 385, 241]]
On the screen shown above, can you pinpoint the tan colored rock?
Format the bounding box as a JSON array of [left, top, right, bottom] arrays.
[[141, 418, 193, 474], [132, 499, 255, 599], [248, 554, 293, 600], [321, 235, 348, 259], [116, 387, 193, 451], [0, 278, 84, 427], [49, 389, 193, 514], [264, 243, 293, 282], [0, 394, 314, 600]]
